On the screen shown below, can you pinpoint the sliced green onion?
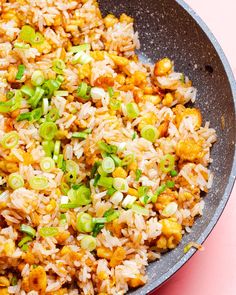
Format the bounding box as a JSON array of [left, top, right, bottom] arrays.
[[137, 186, 149, 197], [20, 25, 35, 43], [122, 195, 136, 208], [54, 90, 68, 97], [98, 141, 117, 154], [60, 203, 79, 209], [11, 90, 22, 112], [60, 182, 70, 195], [141, 125, 158, 143], [92, 223, 104, 237], [113, 178, 128, 192], [56, 75, 64, 84], [97, 176, 113, 189], [121, 154, 134, 166], [18, 236, 32, 247], [10, 276, 18, 286], [110, 191, 123, 205], [107, 187, 116, 196], [131, 204, 149, 216], [60, 213, 67, 225], [109, 98, 121, 111], [15, 64, 25, 80], [21, 244, 29, 252], [72, 51, 92, 65], [31, 70, 44, 86], [64, 171, 76, 184], [40, 157, 55, 172], [108, 87, 114, 98], [166, 180, 175, 188], [6, 91, 14, 99], [1, 131, 19, 149], [14, 42, 30, 49], [29, 175, 48, 190], [42, 79, 60, 98], [77, 82, 91, 100], [180, 73, 185, 83], [42, 98, 49, 115], [31, 108, 42, 121], [16, 112, 32, 122], [93, 174, 100, 187], [125, 102, 139, 119], [65, 160, 79, 174], [39, 122, 58, 140], [69, 43, 90, 53], [80, 235, 97, 251], [170, 170, 178, 177], [39, 227, 59, 237], [20, 224, 36, 238], [103, 209, 120, 222], [46, 108, 59, 122], [8, 173, 24, 190], [135, 169, 142, 181], [68, 185, 91, 206], [151, 184, 167, 203], [97, 166, 107, 176], [30, 32, 44, 45], [159, 154, 175, 173], [140, 194, 152, 205], [53, 140, 61, 157], [42, 140, 54, 157], [93, 217, 107, 224], [76, 213, 94, 233], [52, 59, 66, 74], [132, 131, 137, 140], [21, 85, 34, 97], [91, 161, 100, 178], [110, 154, 121, 167], [102, 157, 115, 174], [29, 86, 45, 108], [72, 131, 88, 139]]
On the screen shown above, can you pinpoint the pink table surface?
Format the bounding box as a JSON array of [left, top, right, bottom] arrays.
[[156, 1, 236, 295]]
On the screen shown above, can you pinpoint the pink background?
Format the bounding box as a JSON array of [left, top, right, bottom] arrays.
[[156, 1, 236, 295]]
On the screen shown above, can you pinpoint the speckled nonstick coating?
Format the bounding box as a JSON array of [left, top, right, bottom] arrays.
[[98, 0, 236, 293]]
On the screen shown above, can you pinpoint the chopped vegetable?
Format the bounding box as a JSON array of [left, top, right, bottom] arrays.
[[97, 176, 113, 188], [20, 224, 36, 238], [159, 154, 175, 173], [121, 154, 134, 166], [29, 175, 48, 190], [76, 213, 94, 233], [102, 157, 115, 173], [40, 157, 55, 172], [39, 122, 58, 140], [28, 86, 45, 108], [69, 43, 90, 53], [110, 191, 123, 205], [1, 131, 19, 149], [125, 102, 139, 119], [18, 236, 32, 247], [170, 170, 178, 177], [52, 59, 66, 74], [39, 227, 59, 237], [46, 108, 59, 122], [8, 173, 24, 190], [103, 209, 119, 222], [15, 64, 25, 80], [131, 204, 149, 216], [113, 178, 128, 192], [80, 235, 97, 251], [98, 141, 117, 154], [68, 185, 91, 206], [31, 70, 45, 86], [92, 223, 105, 237], [77, 82, 91, 100], [135, 169, 142, 181], [141, 125, 158, 142]]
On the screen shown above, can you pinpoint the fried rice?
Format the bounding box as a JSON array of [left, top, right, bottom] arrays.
[[0, 0, 216, 294]]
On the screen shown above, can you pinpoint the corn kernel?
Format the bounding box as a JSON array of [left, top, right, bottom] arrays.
[[97, 271, 108, 280], [120, 13, 133, 24], [115, 74, 126, 85], [0, 276, 10, 287], [112, 167, 127, 178], [97, 247, 113, 259], [109, 54, 129, 66], [143, 94, 161, 105], [128, 161, 138, 171], [90, 51, 105, 61], [162, 93, 174, 106], [154, 58, 172, 76], [104, 14, 118, 28], [128, 276, 145, 288], [133, 71, 147, 87], [127, 187, 138, 197], [109, 247, 126, 267], [61, 246, 71, 256]]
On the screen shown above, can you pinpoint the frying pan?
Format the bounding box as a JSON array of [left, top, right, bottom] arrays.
[[98, 0, 236, 293]]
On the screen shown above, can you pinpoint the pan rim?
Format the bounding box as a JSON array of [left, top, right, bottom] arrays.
[[141, 0, 236, 293]]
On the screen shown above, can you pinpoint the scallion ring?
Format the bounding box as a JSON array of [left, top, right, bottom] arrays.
[[29, 175, 48, 190], [1, 131, 19, 149], [8, 173, 24, 190]]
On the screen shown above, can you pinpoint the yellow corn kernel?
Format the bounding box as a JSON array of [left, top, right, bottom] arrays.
[[56, 231, 70, 244], [78, 63, 91, 80], [7, 65, 17, 83], [156, 235, 168, 250], [128, 275, 145, 288], [115, 74, 126, 85], [97, 271, 108, 280], [33, 40, 51, 54], [112, 167, 127, 178], [60, 246, 71, 256], [143, 86, 153, 95], [154, 58, 172, 76], [120, 13, 133, 24], [28, 266, 47, 292], [133, 71, 147, 87], [109, 54, 129, 66], [4, 240, 15, 256], [162, 93, 174, 106], [53, 14, 62, 26], [128, 161, 137, 171], [46, 199, 56, 213], [0, 277, 10, 287], [104, 14, 118, 28], [143, 94, 161, 105], [0, 288, 9, 295], [128, 187, 138, 197], [97, 247, 113, 260], [110, 247, 126, 267], [2, 12, 19, 24], [90, 51, 105, 61]]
